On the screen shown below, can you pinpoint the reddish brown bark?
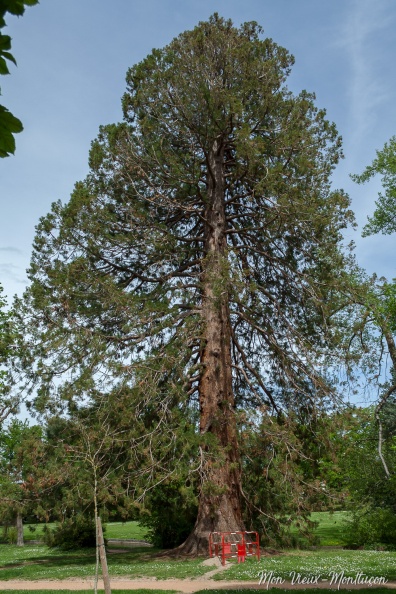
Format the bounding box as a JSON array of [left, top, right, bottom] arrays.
[[178, 138, 244, 555]]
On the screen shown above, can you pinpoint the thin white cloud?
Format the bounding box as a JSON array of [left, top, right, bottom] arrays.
[[0, 247, 23, 254], [0, 263, 27, 285], [339, 0, 394, 154]]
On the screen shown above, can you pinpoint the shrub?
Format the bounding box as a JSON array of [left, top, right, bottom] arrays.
[[139, 481, 197, 549], [343, 506, 396, 549], [2, 526, 17, 544], [43, 515, 99, 549]]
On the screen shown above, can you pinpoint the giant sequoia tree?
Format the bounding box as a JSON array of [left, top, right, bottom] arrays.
[[22, 16, 353, 553]]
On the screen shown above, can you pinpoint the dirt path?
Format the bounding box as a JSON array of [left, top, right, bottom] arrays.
[[1, 578, 395, 592]]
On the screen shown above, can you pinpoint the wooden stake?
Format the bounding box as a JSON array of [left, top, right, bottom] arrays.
[[97, 516, 111, 594]]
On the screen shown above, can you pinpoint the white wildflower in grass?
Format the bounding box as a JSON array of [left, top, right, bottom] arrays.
[[0, 543, 395, 582], [214, 550, 396, 581]]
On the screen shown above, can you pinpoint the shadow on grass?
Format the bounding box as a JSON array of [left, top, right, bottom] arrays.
[[0, 545, 204, 580]]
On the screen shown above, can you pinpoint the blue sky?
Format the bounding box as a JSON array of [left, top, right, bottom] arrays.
[[0, 0, 395, 300]]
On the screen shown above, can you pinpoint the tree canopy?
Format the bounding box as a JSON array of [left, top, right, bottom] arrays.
[[352, 135, 396, 237], [20, 15, 354, 553], [0, 284, 20, 426]]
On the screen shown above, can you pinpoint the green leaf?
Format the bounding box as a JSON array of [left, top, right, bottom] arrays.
[[0, 56, 10, 75], [0, 104, 23, 157], [0, 35, 12, 52], [1, 51, 16, 66]]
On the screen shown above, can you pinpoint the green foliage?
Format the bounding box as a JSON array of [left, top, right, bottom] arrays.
[[0, 268, 21, 427], [339, 406, 395, 508], [42, 515, 98, 549], [343, 506, 396, 550], [0, 0, 39, 156], [0, 419, 44, 524], [139, 480, 197, 548], [0, 103, 22, 156], [352, 135, 396, 236], [335, 406, 396, 548], [240, 406, 348, 548], [1, 524, 17, 544]]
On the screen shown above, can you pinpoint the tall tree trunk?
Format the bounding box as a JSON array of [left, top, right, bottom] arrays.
[[16, 511, 24, 547], [180, 138, 244, 555]]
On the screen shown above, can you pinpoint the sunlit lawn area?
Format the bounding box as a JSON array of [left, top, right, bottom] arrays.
[[288, 510, 350, 547], [22, 511, 347, 546], [0, 544, 209, 580], [104, 520, 149, 540], [0, 543, 395, 582], [309, 511, 350, 546], [22, 520, 148, 542], [214, 549, 396, 581]]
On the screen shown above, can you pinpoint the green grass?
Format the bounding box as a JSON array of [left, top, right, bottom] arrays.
[[0, 544, 209, 580], [213, 549, 396, 581], [288, 510, 350, 547], [0, 543, 395, 582], [309, 510, 350, 546], [22, 520, 148, 542], [104, 520, 149, 540], [22, 511, 348, 545]]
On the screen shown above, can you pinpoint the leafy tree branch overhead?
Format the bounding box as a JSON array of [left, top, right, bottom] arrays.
[[0, 0, 38, 157]]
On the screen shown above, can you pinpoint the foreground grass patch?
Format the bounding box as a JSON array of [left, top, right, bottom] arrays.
[[0, 544, 208, 580], [214, 549, 396, 581], [1, 542, 395, 583]]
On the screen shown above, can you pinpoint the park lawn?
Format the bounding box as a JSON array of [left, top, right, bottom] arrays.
[[23, 520, 148, 542], [0, 543, 396, 582], [105, 512, 351, 546], [21, 510, 348, 545], [0, 544, 209, 580], [104, 520, 149, 540], [214, 549, 396, 581], [309, 511, 350, 546], [288, 510, 350, 546]]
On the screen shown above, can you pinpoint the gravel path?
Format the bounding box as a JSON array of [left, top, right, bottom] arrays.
[[1, 578, 395, 591]]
